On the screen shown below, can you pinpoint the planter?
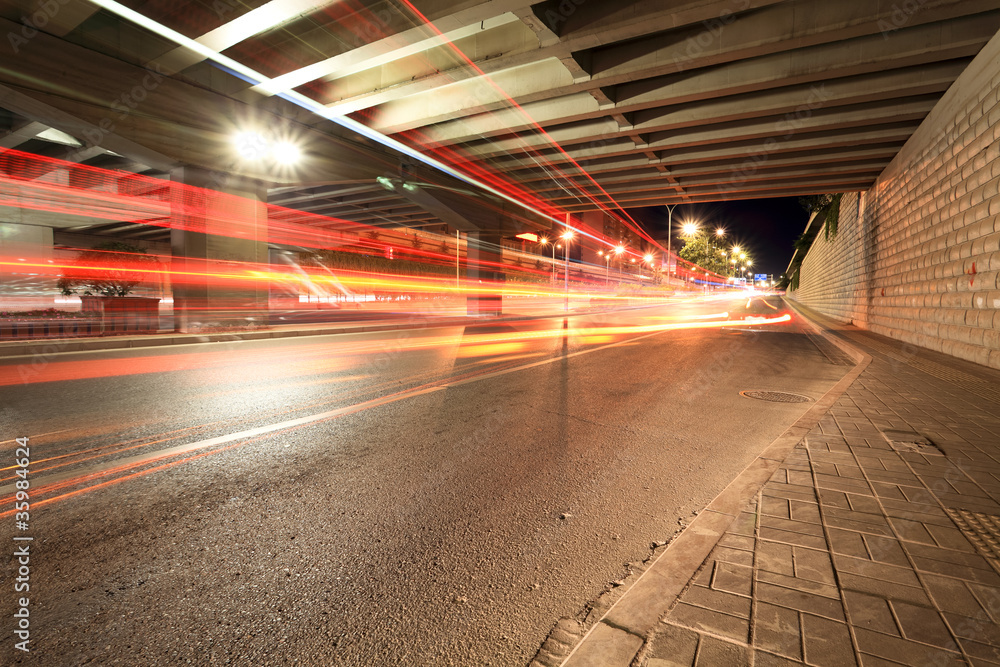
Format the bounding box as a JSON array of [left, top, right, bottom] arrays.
[[0, 318, 102, 339], [80, 296, 161, 334]]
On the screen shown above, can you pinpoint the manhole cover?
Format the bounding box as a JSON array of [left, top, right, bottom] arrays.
[[945, 508, 1000, 568], [739, 390, 812, 403]]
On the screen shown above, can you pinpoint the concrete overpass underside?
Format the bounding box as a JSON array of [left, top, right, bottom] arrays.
[[0, 0, 997, 227], [1, 0, 1000, 356]]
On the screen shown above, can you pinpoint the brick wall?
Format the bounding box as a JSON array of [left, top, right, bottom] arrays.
[[789, 32, 1000, 370]]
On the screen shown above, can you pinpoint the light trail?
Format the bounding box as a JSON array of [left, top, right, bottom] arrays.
[[0, 309, 790, 515], [2, 311, 788, 386]]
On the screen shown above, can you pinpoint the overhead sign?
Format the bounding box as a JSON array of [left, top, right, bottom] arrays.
[[754, 273, 768, 282]]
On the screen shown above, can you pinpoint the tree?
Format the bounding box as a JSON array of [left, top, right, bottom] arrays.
[[57, 241, 161, 297], [799, 193, 842, 240], [678, 232, 728, 275]]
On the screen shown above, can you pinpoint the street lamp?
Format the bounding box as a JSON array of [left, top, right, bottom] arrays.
[[665, 204, 680, 285], [562, 229, 574, 310], [682, 222, 699, 237], [539, 237, 556, 283]]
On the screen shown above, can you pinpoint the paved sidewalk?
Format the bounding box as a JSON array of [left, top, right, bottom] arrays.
[[544, 301, 1000, 667]]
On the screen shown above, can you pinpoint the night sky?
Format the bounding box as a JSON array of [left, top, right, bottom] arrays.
[[626, 197, 811, 279]]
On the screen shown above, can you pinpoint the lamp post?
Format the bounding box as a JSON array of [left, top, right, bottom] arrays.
[[665, 204, 680, 285], [561, 229, 574, 311]]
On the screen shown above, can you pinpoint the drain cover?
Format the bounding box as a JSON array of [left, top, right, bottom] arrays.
[[739, 390, 812, 403], [882, 430, 942, 456], [945, 508, 1000, 567]]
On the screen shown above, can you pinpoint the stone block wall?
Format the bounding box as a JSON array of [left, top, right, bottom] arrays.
[[789, 32, 1000, 370]]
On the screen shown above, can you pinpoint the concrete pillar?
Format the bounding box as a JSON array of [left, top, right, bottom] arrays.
[[465, 229, 504, 316], [0, 223, 54, 308], [170, 167, 269, 332]]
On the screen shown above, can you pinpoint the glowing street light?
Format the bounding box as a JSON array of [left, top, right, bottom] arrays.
[[234, 131, 268, 160], [715, 227, 726, 237], [272, 141, 300, 165], [682, 222, 699, 237]]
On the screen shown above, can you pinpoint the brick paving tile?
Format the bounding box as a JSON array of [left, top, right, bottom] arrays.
[[792, 547, 837, 584], [959, 637, 1000, 663], [753, 602, 802, 660], [910, 557, 1000, 585], [756, 582, 846, 621], [827, 527, 871, 558], [854, 627, 963, 665], [801, 614, 856, 667], [818, 488, 853, 509], [856, 535, 908, 567], [711, 561, 754, 596], [816, 474, 876, 496], [787, 470, 815, 486], [887, 517, 939, 545], [968, 583, 1000, 618], [864, 470, 924, 487], [757, 570, 840, 599], [667, 603, 749, 643], [764, 483, 822, 503], [759, 526, 829, 550], [710, 546, 755, 568], [754, 650, 807, 666], [844, 494, 885, 515], [823, 509, 895, 534], [870, 483, 909, 501], [878, 502, 956, 526], [762, 496, 792, 519], [692, 635, 751, 666], [761, 514, 826, 537], [891, 600, 958, 649], [843, 590, 901, 635], [942, 611, 1000, 641], [904, 541, 998, 570], [836, 572, 931, 606], [758, 541, 795, 576], [925, 574, 995, 619], [790, 501, 823, 524], [833, 555, 923, 587], [680, 584, 752, 619]]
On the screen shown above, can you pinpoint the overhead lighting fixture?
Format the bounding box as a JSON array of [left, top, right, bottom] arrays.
[[271, 141, 300, 165], [233, 131, 268, 160]]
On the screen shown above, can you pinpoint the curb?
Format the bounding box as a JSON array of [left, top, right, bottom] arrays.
[[551, 300, 873, 667]]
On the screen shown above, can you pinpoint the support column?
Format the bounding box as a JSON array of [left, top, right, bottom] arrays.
[[0, 223, 54, 308], [170, 167, 268, 332], [465, 229, 504, 316]]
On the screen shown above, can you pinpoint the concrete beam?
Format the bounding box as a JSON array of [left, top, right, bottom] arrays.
[[0, 16, 418, 185], [414, 25, 982, 143], [0, 120, 47, 149]]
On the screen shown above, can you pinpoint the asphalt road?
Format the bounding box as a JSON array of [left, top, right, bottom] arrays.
[[0, 295, 852, 665]]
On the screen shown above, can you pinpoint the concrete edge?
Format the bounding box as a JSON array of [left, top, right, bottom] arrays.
[[559, 304, 873, 667]]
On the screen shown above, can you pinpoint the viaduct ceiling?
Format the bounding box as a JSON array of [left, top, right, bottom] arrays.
[[0, 0, 997, 237]]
